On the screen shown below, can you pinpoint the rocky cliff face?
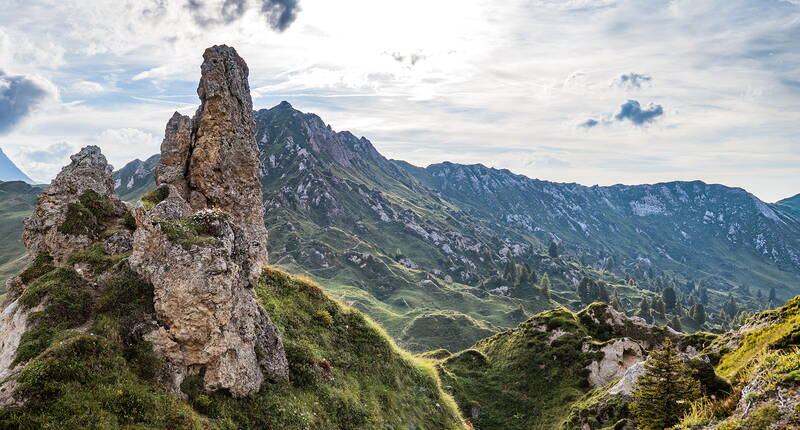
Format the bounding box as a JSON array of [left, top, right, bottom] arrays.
[[130, 45, 287, 397]]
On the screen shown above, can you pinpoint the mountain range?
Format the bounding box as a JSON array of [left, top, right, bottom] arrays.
[[0, 101, 798, 352]]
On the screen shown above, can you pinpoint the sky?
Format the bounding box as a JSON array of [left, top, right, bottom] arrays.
[[0, 0, 799, 202]]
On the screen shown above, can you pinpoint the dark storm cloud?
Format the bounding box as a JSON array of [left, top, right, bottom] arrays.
[[614, 99, 663, 125], [0, 70, 55, 134], [613, 72, 652, 89], [186, 0, 299, 31]]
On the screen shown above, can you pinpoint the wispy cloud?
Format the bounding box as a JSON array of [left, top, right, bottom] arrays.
[[0, 0, 798, 200]]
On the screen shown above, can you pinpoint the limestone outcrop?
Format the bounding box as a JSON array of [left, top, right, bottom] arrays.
[[130, 45, 288, 397], [21, 146, 126, 264], [585, 339, 645, 388]]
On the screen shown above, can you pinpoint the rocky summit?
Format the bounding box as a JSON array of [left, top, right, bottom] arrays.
[[130, 45, 287, 397], [21, 146, 127, 265]]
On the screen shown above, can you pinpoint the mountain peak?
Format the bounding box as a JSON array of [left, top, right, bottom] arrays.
[[0, 147, 33, 183]]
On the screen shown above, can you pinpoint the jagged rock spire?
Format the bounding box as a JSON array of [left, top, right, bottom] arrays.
[[155, 44, 268, 284], [131, 45, 287, 398]]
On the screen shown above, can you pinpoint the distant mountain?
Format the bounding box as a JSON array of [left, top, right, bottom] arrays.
[[0, 148, 33, 183], [777, 193, 800, 217], [400, 162, 800, 298], [6, 102, 799, 352], [112, 154, 159, 202]]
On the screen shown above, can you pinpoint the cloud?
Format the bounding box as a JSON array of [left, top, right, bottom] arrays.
[[613, 72, 652, 89], [390, 52, 426, 66], [614, 99, 663, 125], [69, 81, 104, 94], [0, 70, 58, 134], [579, 100, 664, 128], [524, 154, 572, 168], [23, 141, 75, 163], [186, 0, 300, 32]]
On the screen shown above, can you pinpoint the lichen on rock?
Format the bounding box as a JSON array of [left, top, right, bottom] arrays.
[[130, 45, 288, 398]]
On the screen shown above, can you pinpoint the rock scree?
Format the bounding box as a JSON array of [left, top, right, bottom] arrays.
[[130, 45, 288, 398]]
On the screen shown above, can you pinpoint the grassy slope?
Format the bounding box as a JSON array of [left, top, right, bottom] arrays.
[[437, 307, 597, 430], [0, 245, 464, 429], [0, 182, 42, 292]]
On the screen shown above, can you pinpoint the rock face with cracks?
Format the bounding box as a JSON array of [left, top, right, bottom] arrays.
[[131, 45, 288, 398], [22, 146, 126, 264]]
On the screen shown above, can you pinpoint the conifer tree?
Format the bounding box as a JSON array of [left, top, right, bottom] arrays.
[[638, 297, 652, 322], [690, 303, 706, 325], [653, 297, 666, 316], [662, 286, 677, 311], [577, 277, 591, 304], [768, 287, 777, 303], [668, 316, 682, 332], [611, 288, 623, 311], [631, 339, 701, 430], [699, 286, 709, 305], [548, 241, 559, 258], [598, 281, 610, 303], [540, 273, 551, 300], [723, 294, 738, 317]]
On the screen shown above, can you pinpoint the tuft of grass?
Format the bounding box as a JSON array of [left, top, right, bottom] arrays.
[[66, 243, 129, 275], [18, 267, 92, 328], [140, 185, 169, 210], [57, 190, 118, 238], [157, 211, 229, 250], [18, 253, 55, 286]]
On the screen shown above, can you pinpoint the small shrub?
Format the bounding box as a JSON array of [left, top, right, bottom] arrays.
[[58, 202, 101, 237], [19, 268, 92, 328], [79, 190, 116, 223], [19, 253, 55, 284], [315, 310, 334, 327]]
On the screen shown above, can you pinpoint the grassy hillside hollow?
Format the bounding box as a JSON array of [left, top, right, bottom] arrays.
[[0, 226, 465, 430]]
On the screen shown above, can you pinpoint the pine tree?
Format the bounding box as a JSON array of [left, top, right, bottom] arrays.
[[668, 316, 682, 332], [638, 297, 652, 322], [577, 277, 590, 304], [653, 297, 666, 316], [756, 289, 763, 300], [630, 339, 701, 430], [690, 303, 706, 325], [548, 241, 559, 258], [662, 286, 677, 311], [699, 286, 709, 305], [540, 274, 551, 300], [611, 288, 623, 311], [723, 294, 738, 317], [768, 287, 777, 303], [598, 282, 610, 303]]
